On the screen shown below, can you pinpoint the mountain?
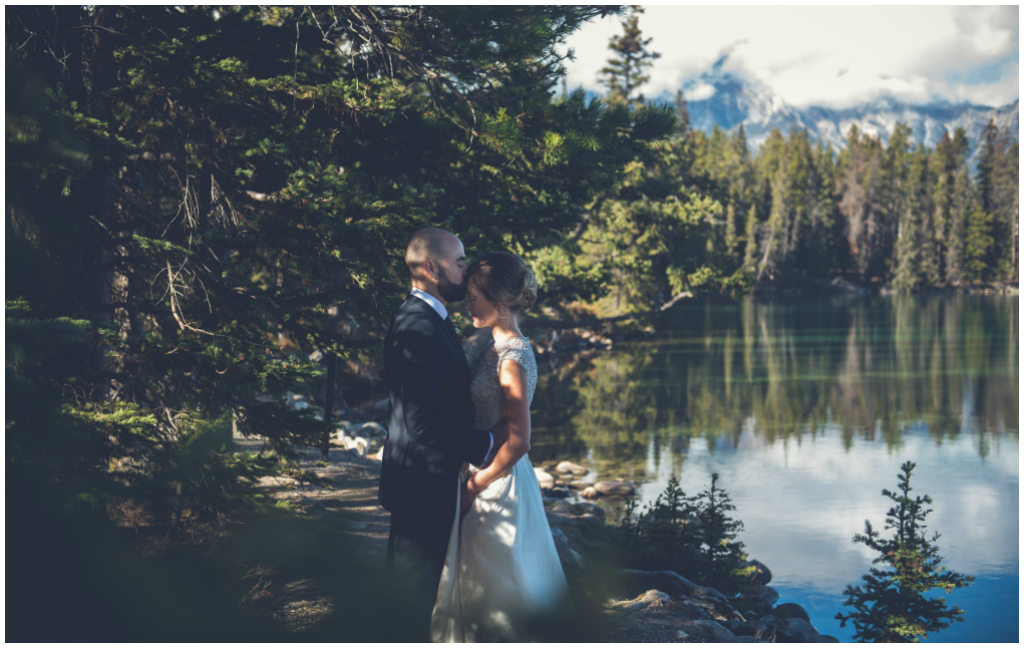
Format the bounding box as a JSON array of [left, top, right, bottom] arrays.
[[664, 57, 1019, 159]]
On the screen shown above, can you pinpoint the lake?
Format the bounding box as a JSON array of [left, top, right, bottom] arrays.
[[530, 293, 1019, 643]]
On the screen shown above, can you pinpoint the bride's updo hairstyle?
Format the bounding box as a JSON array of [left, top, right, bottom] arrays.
[[467, 251, 538, 317]]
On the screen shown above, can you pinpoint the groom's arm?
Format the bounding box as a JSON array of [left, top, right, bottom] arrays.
[[393, 324, 491, 466]]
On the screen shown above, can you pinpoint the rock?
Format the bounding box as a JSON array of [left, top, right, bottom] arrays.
[[569, 501, 606, 525], [730, 616, 778, 642], [753, 585, 780, 607], [580, 487, 599, 499], [616, 569, 704, 600], [776, 616, 820, 643], [534, 468, 555, 489], [618, 589, 671, 613], [743, 559, 772, 587], [357, 421, 387, 438], [691, 585, 730, 604], [567, 479, 594, 490], [546, 501, 607, 533], [774, 602, 810, 622], [594, 480, 635, 498], [555, 461, 588, 476], [541, 487, 570, 499], [677, 620, 734, 643], [726, 636, 770, 643], [335, 433, 368, 457]]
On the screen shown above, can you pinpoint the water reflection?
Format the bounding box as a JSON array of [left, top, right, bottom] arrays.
[[533, 295, 1018, 465], [529, 294, 1018, 643]]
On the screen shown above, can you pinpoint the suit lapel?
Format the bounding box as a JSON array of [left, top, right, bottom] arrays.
[[404, 296, 467, 367]]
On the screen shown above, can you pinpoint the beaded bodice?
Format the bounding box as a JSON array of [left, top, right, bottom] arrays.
[[469, 336, 537, 431]]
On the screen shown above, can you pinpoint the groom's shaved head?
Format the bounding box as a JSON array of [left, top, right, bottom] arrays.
[[406, 228, 457, 280]]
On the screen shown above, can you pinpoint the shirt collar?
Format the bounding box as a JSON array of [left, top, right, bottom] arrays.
[[409, 287, 448, 320]]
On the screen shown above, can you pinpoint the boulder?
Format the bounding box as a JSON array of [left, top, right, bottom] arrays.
[[580, 487, 599, 499], [774, 602, 810, 622], [555, 461, 588, 476], [567, 479, 594, 490], [676, 620, 734, 643], [594, 480, 635, 498], [729, 616, 778, 642], [742, 559, 772, 587], [752, 585, 780, 607], [541, 487, 570, 499], [546, 502, 607, 533], [335, 433, 368, 457], [616, 569, 705, 600], [357, 421, 387, 438], [775, 616, 820, 643], [570, 501, 606, 525], [618, 589, 671, 614], [534, 468, 555, 489]]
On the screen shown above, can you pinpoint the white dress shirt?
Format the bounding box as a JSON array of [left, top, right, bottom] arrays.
[[408, 287, 494, 462], [410, 287, 448, 320]]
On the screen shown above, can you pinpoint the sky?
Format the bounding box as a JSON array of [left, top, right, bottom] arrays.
[[561, 5, 1019, 109]]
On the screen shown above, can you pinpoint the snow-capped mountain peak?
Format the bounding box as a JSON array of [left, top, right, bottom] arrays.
[[667, 66, 1019, 156]]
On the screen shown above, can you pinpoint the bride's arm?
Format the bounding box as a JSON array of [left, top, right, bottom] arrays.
[[463, 359, 531, 503]]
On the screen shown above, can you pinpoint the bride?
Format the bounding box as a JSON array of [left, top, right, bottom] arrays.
[[430, 251, 570, 642]]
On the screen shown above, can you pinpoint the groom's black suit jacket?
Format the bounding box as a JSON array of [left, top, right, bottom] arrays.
[[378, 295, 491, 521]]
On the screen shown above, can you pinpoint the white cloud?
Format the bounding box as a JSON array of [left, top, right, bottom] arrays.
[[561, 6, 1019, 108]]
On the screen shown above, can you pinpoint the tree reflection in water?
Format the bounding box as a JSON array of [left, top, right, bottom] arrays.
[[530, 295, 1018, 475]]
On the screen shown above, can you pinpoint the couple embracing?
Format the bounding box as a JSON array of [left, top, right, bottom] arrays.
[[378, 228, 570, 642]]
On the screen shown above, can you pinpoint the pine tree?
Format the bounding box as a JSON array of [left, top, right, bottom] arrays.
[[944, 165, 978, 284], [976, 121, 1019, 280], [836, 461, 974, 643], [743, 205, 760, 270], [892, 148, 932, 291], [931, 129, 971, 284], [693, 473, 749, 596], [598, 6, 661, 108], [964, 208, 996, 281], [7, 4, 672, 532]]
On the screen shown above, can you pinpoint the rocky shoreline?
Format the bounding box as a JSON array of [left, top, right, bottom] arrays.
[[239, 421, 836, 642], [533, 461, 838, 643]]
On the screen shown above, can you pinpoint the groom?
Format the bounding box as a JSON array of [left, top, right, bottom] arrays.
[[378, 228, 496, 638]]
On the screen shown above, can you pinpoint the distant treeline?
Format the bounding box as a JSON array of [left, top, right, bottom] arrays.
[[698, 116, 1018, 290], [527, 9, 1019, 321]]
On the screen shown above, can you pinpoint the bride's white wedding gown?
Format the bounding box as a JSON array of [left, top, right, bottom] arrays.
[[431, 336, 570, 642]]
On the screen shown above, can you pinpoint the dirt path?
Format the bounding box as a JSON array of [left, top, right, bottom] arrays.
[[234, 430, 390, 571]]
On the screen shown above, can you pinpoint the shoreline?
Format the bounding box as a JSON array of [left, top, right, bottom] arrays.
[[237, 429, 835, 642]]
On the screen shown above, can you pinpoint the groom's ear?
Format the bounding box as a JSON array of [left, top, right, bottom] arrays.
[[422, 258, 437, 281]]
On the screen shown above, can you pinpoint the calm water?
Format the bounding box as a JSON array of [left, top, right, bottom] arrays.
[[530, 294, 1019, 643]]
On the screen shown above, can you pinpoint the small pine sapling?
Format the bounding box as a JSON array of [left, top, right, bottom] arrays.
[[836, 461, 974, 642]]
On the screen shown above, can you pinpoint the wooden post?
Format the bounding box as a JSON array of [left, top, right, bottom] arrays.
[[321, 352, 337, 460]]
